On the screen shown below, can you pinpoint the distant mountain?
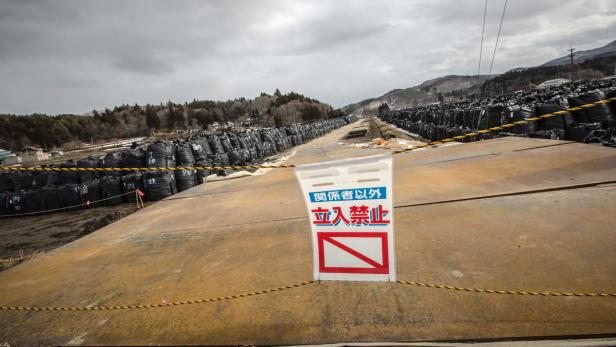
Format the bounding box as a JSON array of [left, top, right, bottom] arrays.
[[344, 39, 616, 115], [342, 75, 490, 116], [542, 40, 616, 67]]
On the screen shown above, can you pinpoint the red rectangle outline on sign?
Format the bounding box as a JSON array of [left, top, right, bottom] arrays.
[[317, 232, 389, 274]]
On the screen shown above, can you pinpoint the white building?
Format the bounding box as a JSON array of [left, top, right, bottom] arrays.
[[0, 149, 22, 165]]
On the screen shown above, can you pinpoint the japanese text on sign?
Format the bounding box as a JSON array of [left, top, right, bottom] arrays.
[[295, 154, 396, 282], [309, 187, 387, 202]]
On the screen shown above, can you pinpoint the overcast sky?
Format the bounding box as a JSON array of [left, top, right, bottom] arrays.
[[1, 0, 615, 115]]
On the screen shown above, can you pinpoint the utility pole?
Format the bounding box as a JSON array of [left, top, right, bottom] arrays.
[[569, 45, 576, 81]]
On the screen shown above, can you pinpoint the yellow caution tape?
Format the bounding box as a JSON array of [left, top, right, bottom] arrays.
[[0, 164, 296, 172], [0, 281, 316, 311], [397, 280, 616, 297], [392, 96, 616, 154], [2, 279, 615, 312]]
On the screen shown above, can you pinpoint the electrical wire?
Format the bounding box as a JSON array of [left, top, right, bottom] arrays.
[[488, 0, 508, 76], [477, 0, 488, 76]]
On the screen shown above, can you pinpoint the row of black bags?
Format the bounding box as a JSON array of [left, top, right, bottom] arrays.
[[0, 116, 357, 215], [379, 79, 616, 145]]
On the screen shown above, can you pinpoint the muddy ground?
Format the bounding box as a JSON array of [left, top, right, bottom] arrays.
[[0, 203, 138, 271]]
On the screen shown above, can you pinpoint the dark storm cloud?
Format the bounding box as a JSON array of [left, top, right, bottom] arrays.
[[0, 0, 614, 114]]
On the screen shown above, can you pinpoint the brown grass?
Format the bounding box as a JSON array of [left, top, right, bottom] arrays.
[[0, 249, 46, 271]]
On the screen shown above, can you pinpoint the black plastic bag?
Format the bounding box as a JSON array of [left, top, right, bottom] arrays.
[[100, 176, 123, 206], [143, 172, 177, 201], [121, 172, 144, 202], [146, 142, 176, 168], [121, 148, 146, 169], [175, 169, 197, 192]]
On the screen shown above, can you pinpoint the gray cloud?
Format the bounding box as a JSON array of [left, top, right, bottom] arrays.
[[0, 0, 614, 114]]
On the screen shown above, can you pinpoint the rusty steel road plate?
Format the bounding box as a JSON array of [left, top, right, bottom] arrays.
[[1, 123, 616, 345]]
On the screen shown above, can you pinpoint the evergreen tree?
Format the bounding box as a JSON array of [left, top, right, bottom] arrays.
[[176, 104, 186, 127], [145, 106, 161, 129], [301, 105, 322, 121], [166, 102, 176, 129]]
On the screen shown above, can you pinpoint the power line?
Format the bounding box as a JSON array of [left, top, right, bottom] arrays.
[[569, 44, 576, 81], [488, 0, 508, 76], [477, 0, 488, 76]]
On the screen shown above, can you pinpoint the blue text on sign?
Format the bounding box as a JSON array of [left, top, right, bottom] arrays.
[[309, 186, 386, 203]]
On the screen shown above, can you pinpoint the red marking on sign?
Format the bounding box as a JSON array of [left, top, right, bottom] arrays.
[[317, 232, 389, 274], [311, 205, 390, 227], [350, 205, 370, 225], [311, 207, 330, 225], [331, 206, 350, 225], [370, 205, 390, 225]]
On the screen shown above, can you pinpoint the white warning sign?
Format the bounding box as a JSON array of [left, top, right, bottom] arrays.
[[295, 154, 395, 281]]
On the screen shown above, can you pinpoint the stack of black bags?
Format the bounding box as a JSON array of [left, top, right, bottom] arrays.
[[379, 79, 616, 146], [0, 116, 356, 215]]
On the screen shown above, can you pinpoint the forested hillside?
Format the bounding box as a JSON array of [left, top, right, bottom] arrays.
[[0, 90, 343, 151], [481, 55, 616, 95]]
